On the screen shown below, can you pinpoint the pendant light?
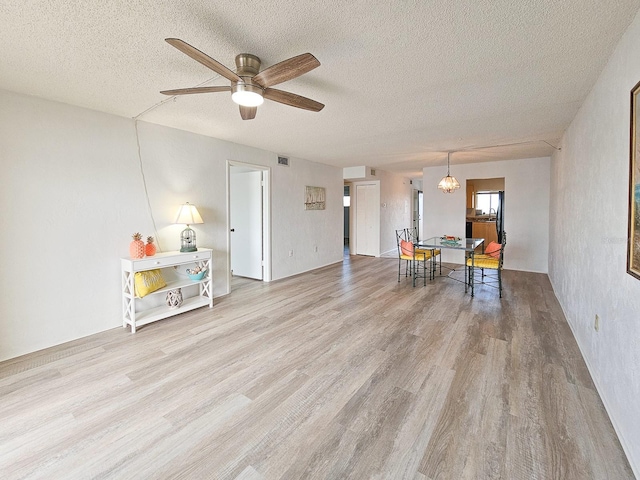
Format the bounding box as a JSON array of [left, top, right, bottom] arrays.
[[437, 152, 460, 193]]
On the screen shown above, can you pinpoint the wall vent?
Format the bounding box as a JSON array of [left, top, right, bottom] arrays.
[[370, 168, 376, 176], [277, 156, 289, 166], [410, 180, 413, 185]]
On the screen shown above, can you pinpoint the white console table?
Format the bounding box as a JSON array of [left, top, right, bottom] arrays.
[[121, 249, 213, 332]]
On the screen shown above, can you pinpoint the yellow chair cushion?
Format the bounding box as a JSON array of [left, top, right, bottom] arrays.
[[466, 256, 500, 269], [415, 248, 440, 257], [134, 269, 166, 298], [400, 252, 429, 261]]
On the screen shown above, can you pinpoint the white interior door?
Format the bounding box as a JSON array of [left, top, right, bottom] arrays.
[[230, 168, 263, 279], [355, 184, 377, 256], [412, 189, 420, 233], [418, 191, 424, 239]]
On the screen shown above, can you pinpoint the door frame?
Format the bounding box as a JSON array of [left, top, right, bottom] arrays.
[[227, 160, 272, 291], [350, 180, 380, 257], [413, 189, 423, 240]]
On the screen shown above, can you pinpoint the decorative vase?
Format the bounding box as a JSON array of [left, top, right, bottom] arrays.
[[145, 236, 156, 256], [166, 288, 183, 309], [129, 232, 145, 259]]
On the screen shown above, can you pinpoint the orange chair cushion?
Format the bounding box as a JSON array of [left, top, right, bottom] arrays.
[[400, 240, 429, 260], [485, 241, 502, 259], [400, 239, 414, 256]]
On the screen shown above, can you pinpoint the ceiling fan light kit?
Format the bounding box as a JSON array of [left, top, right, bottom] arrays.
[[231, 53, 264, 107], [161, 39, 324, 120], [231, 86, 264, 107]]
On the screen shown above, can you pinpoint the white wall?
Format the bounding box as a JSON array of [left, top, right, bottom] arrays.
[[0, 90, 343, 361], [549, 10, 640, 476], [136, 122, 343, 281], [379, 170, 413, 254], [0, 91, 149, 361], [270, 158, 343, 275], [347, 169, 413, 257], [423, 157, 550, 273]]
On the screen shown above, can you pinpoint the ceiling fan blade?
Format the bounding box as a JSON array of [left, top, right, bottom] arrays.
[[253, 53, 320, 88], [160, 86, 231, 96], [239, 105, 257, 120], [263, 88, 324, 112], [165, 38, 241, 83]]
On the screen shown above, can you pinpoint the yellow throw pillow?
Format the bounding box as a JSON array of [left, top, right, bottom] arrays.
[[134, 269, 166, 298]]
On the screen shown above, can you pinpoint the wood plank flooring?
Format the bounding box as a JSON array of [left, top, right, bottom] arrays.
[[0, 255, 634, 479]]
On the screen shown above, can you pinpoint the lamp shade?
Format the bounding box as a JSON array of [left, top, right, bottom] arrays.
[[437, 152, 460, 193], [174, 203, 203, 225], [437, 175, 461, 193]]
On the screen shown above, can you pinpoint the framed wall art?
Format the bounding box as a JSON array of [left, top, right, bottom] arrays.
[[305, 186, 326, 210], [628, 80, 640, 279]]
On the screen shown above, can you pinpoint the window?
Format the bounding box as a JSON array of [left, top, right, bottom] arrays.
[[475, 192, 499, 215]]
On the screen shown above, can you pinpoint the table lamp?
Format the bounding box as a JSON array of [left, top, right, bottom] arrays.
[[174, 202, 203, 252]]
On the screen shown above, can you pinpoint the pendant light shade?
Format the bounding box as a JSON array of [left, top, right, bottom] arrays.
[[437, 152, 460, 193]]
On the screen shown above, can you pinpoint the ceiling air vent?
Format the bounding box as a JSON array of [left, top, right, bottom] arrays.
[[370, 168, 376, 176], [277, 156, 289, 166]]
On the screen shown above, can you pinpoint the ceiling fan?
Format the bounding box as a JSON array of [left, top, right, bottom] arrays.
[[160, 38, 324, 120]]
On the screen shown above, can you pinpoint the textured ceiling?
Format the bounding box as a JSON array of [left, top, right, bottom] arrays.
[[2, 0, 639, 178]]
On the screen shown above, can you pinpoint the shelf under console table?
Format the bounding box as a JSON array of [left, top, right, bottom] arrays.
[[121, 248, 213, 333]]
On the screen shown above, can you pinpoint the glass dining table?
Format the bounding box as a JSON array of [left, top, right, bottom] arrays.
[[416, 237, 485, 296]]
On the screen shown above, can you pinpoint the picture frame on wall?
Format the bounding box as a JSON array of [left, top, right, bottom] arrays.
[[305, 186, 326, 210], [628, 80, 640, 279]]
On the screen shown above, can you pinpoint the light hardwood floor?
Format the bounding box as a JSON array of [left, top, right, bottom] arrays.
[[0, 255, 634, 479]]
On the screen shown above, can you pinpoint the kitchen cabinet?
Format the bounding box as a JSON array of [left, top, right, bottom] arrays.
[[472, 221, 498, 246]]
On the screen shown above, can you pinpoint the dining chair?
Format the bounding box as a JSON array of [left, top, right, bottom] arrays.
[[465, 232, 507, 297], [405, 227, 441, 277], [396, 229, 411, 281], [396, 229, 429, 286]]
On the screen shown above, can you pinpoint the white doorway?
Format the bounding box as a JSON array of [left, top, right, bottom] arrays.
[[355, 183, 379, 256], [228, 162, 271, 288], [412, 189, 423, 239], [343, 185, 350, 248]]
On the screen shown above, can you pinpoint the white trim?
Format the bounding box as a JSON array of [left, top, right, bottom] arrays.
[[227, 160, 272, 291]]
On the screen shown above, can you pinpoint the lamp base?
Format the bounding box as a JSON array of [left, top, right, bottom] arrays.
[[179, 226, 198, 253]]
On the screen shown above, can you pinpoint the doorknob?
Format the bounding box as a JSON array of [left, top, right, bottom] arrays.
[[230, 228, 235, 232]]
